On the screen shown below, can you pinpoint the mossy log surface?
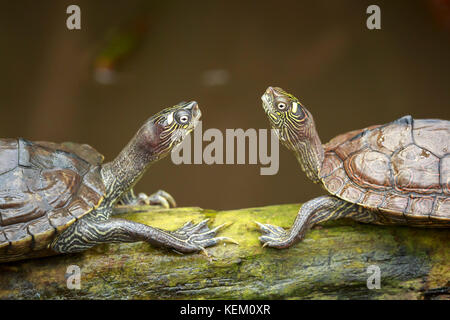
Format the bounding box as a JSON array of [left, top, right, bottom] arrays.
[[0, 204, 449, 300]]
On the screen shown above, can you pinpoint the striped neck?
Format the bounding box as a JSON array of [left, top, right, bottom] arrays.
[[292, 128, 324, 184], [100, 125, 162, 205]]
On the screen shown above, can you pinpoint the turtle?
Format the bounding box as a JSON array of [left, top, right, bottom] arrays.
[[0, 101, 232, 263], [257, 86, 450, 249]]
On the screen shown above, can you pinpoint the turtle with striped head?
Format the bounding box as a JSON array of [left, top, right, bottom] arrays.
[[0, 101, 231, 263], [257, 86, 450, 248]]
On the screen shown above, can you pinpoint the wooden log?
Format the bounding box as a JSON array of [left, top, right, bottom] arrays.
[[0, 204, 448, 299]]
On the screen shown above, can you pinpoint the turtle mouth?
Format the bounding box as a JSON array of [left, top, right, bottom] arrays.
[[170, 102, 201, 146], [261, 92, 273, 115], [188, 106, 202, 133], [183, 101, 202, 131], [261, 94, 290, 143], [261, 91, 284, 131], [190, 106, 202, 130]]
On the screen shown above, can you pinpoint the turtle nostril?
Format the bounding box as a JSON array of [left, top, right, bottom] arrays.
[[183, 101, 200, 119], [185, 101, 197, 110]]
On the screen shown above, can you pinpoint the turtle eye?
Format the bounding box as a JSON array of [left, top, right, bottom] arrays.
[[277, 102, 287, 111], [175, 110, 191, 125], [179, 115, 189, 124]]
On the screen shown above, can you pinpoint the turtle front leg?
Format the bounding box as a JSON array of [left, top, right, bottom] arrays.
[[51, 217, 232, 254], [118, 189, 176, 208], [256, 195, 379, 249]]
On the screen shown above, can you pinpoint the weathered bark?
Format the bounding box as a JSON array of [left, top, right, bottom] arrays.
[[0, 204, 448, 299]]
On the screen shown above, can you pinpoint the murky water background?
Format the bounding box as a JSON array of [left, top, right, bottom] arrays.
[[0, 0, 449, 209]]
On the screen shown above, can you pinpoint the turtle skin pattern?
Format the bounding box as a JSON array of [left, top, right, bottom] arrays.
[[320, 116, 450, 225], [0, 138, 105, 261]]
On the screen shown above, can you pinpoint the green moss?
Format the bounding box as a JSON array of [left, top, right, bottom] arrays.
[[0, 203, 448, 299]]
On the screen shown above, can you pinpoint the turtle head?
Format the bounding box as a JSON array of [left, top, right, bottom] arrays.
[[133, 101, 201, 162], [101, 101, 201, 202], [261, 86, 312, 152], [262, 86, 324, 182]]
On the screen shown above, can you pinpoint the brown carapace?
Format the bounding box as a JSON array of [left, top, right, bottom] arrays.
[[1, 102, 232, 263], [321, 116, 449, 225], [258, 86, 449, 249], [0, 139, 105, 261]]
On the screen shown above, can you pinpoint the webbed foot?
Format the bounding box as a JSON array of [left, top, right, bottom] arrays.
[[169, 219, 237, 254], [255, 221, 292, 249]]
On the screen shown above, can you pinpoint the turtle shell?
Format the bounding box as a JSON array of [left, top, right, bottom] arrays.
[[0, 138, 105, 261], [320, 115, 450, 225]]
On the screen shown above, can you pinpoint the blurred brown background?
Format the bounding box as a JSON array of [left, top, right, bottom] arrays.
[[0, 0, 449, 210]]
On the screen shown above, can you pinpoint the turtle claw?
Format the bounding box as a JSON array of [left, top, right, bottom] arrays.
[[255, 221, 291, 249], [176, 219, 210, 235], [199, 247, 212, 260], [170, 220, 237, 253], [209, 223, 228, 234], [221, 237, 240, 245], [198, 236, 239, 247], [136, 190, 177, 208]]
